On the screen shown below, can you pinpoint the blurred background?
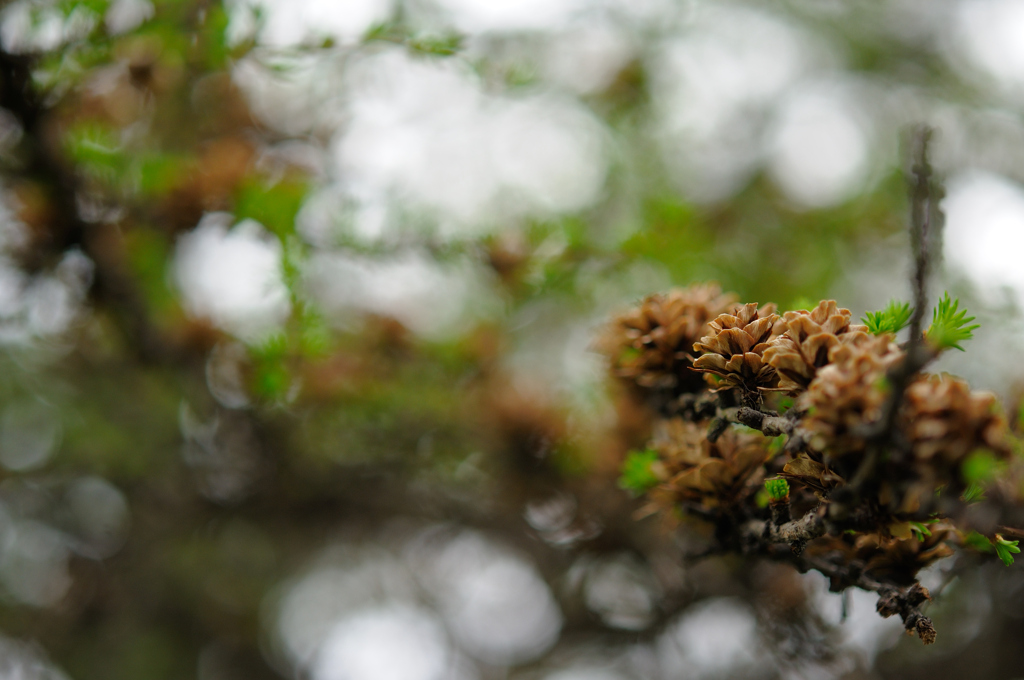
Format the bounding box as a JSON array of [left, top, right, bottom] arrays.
[[0, 0, 1022, 678]]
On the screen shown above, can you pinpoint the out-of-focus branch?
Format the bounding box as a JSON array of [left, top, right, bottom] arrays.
[[833, 127, 942, 518], [869, 125, 939, 442], [0, 50, 82, 265], [0, 48, 185, 365]]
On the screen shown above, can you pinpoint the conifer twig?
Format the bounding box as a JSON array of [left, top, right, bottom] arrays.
[[744, 506, 826, 550], [836, 127, 942, 516], [870, 125, 940, 443], [713, 405, 811, 453], [802, 556, 936, 644]]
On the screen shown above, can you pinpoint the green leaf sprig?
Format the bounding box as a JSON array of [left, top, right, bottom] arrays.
[[764, 477, 790, 501], [963, 532, 1021, 566], [909, 521, 933, 542], [925, 292, 979, 351], [862, 300, 913, 335], [619, 449, 661, 495], [995, 534, 1021, 566], [961, 483, 986, 503]]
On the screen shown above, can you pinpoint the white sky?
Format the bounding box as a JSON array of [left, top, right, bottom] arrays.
[[174, 214, 291, 340], [945, 170, 1024, 299], [334, 49, 608, 233], [954, 0, 1024, 97]]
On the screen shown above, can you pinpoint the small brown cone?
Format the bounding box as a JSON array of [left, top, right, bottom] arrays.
[[800, 334, 903, 457], [601, 284, 737, 396], [693, 302, 780, 399], [648, 418, 770, 508], [763, 300, 869, 394], [902, 374, 1009, 476], [856, 526, 955, 582], [805, 522, 954, 584]]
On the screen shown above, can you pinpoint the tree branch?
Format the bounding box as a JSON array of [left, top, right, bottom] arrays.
[[876, 127, 941, 436], [743, 506, 826, 555], [0, 47, 189, 365], [803, 555, 936, 644], [832, 127, 943, 519], [709, 405, 812, 454], [867, 126, 939, 442]]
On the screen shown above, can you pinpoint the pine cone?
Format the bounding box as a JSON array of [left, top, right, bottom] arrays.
[[649, 417, 770, 507], [902, 375, 1009, 480], [799, 334, 903, 456], [601, 284, 737, 396], [693, 302, 780, 398], [763, 300, 869, 394], [802, 339, 1008, 504], [807, 524, 954, 584]]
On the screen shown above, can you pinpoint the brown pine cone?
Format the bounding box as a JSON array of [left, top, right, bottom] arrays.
[[763, 300, 869, 394], [692, 302, 780, 399], [806, 523, 954, 584], [801, 337, 1008, 504], [648, 417, 770, 508], [859, 526, 954, 579], [800, 334, 903, 456], [902, 374, 1009, 477], [600, 284, 737, 396]]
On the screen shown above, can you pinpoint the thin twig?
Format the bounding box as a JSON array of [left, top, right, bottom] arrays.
[[835, 127, 942, 516], [743, 507, 826, 552], [735, 407, 793, 437], [711, 405, 812, 454], [907, 126, 934, 350], [802, 555, 936, 644], [868, 126, 940, 443]]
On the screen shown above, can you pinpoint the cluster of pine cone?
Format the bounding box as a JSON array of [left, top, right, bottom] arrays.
[[601, 283, 1015, 631]]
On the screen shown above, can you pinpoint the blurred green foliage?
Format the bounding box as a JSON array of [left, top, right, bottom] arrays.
[[618, 449, 660, 495]]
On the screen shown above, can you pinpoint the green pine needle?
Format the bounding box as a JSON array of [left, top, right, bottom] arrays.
[[963, 531, 994, 553], [909, 521, 932, 542], [764, 477, 789, 501], [995, 535, 1021, 566], [961, 483, 986, 503], [619, 449, 661, 495], [962, 449, 1002, 486], [862, 300, 914, 336], [925, 292, 979, 351]]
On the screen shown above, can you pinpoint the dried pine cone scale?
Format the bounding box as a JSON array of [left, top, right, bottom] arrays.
[[801, 334, 1010, 501], [805, 522, 954, 585]]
